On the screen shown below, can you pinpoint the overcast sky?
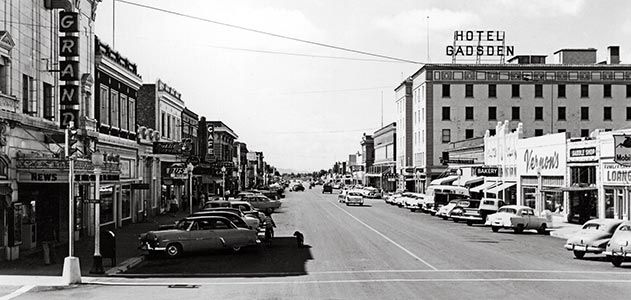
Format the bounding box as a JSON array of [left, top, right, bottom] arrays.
[[95, 0, 631, 172]]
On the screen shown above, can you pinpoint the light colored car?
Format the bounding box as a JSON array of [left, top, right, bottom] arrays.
[[485, 205, 548, 234], [436, 200, 460, 219], [604, 221, 631, 267], [450, 199, 480, 223], [461, 198, 506, 226], [394, 193, 413, 207], [363, 187, 383, 199], [139, 216, 260, 257], [200, 207, 261, 230], [243, 195, 281, 213], [403, 193, 424, 212], [384, 193, 399, 204], [565, 219, 624, 259], [345, 191, 364, 206]]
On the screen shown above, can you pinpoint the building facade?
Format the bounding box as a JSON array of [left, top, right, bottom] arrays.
[[395, 79, 414, 191], [403, 46, 631, 193], [366, 122, 397, 192]]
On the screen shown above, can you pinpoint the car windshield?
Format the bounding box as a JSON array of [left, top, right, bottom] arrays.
[[483, 200, 495, 205], [582, 223, 600, 230], [176, 220, 194, 230], [619, 225, 631, 231], [498, 207, 517, 214]]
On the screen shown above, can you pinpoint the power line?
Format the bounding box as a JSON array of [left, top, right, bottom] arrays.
[[114, 0, 423, 64], [263, 127, 378, 135]]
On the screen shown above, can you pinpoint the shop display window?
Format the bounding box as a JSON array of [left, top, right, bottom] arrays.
[[523, 187, 536, 209], [605, 189, 614, 218], [12, 203, 23, 245], [100, 186, 114, 224], [544, 192, 564, 214]]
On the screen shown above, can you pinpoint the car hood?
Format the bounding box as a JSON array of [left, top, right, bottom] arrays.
[[566, 231, 611, 245]]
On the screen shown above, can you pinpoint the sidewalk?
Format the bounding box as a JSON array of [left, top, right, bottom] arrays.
[[0, 209, 192, 277], [548, 215, 582, 240]]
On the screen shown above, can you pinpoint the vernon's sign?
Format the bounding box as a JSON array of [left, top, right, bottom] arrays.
[[523, 149, 560, 173]]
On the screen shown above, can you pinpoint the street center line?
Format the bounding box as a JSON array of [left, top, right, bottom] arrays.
[[0, 285, 34, 300], [326, 200, 438, 271]]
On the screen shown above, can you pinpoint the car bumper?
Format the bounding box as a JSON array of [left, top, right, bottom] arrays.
[[139, 242, 166, 251], [460, 215, 484, 222], [564, 244, 604, 252], [603, 251, 631, 257]]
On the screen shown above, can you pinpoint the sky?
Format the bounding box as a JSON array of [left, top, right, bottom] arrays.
[[94, 0, 631, 172]]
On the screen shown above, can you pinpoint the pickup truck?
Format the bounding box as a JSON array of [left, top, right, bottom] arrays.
[[485, 205, 548, 234], [458, 198, 505, 226]]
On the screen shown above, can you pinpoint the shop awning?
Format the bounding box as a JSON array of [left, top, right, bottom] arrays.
[[469, 181, 499, 193], [487, 182, 516, 194], [429, 175, 459, 186], [452, 176, 484, 187]]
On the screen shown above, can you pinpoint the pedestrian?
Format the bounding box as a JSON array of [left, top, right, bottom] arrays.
[[264, 212, 276, 246], [169, 195, 179, 217]]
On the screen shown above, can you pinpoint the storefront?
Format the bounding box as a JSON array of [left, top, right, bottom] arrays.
[[480, 121, 520, 204], [600, 163, 631, 221], [516, 133, 567, 214], [564, 140, 599, 223]]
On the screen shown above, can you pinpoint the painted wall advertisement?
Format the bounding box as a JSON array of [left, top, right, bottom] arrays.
[[517, 133, 567, 177]]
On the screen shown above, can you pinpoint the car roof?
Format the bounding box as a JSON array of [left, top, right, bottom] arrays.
[[586, 219, 625, 226], [193, 211, 242, 218], [183, 215, 232, 221], [499, 205, 531, 210]]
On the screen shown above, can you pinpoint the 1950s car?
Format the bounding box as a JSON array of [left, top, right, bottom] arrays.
[[139, 216, 260, 257], [460, 198, 506, 226], [564, 219, 623, 259], [345, 191, 364, 206], [604, 221, 631, 267], [449, 199, 481, 223], [485, 205, 548, 234]]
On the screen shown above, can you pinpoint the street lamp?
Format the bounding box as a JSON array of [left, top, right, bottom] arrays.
[[221, 166, 227, 198], [187, 163, 194, 215], [90, 151, 104, 274]]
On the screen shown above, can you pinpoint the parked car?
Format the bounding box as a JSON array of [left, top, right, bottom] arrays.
[[604, 221, 631, 267], [322, 184, 333, 194], [345, 191, 364, 206], [564, 219, 624, 259], [203, 200, 232, 209], [450, 199, 481, 223], [139, 216, 260, 257], [394, 193, 414, 207], [361, 187, 381, 199], [485, 205, 548, 234], [404, 193, 424, 212], [200, 207, 261, 230], [422, 185, 469, 215], [384, 193, 400, 205], [190, 211, 251, 229], [436, 200, 460, 219], [461, 198, 506, 226], [292, 184, 305, 192], [242, 195, 282, 213], [338, 189, 348, 203]]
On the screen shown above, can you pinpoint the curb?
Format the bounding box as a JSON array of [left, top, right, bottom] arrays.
[[105, 255, 145, 276]]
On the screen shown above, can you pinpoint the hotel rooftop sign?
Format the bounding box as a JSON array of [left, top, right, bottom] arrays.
[[446, 30, 514, 64]]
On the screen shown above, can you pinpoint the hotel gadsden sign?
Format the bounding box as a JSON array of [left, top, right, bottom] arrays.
[[446, 30, 515, 62]]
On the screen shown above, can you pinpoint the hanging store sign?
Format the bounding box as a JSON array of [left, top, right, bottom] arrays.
[[517, 133, 566, 176], [58, 10, 80, 129], [474, 166, 499, 177], [602, 163, 631, 184], [153, 142, 183, 155], [614, 135, 631, 166], [446, 30, 514, 63], [570, 147, 597, 158]]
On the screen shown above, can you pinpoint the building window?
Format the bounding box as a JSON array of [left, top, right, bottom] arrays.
[[580, 84, 589, 98], [465, 106, 474, 120], [120, 94, 128, 131], [129, 98, 136, 132], [441, 129, 451, 143], [604, 106, 612, 121], [183, 118, 189, 134], [0, 62, 7, 94], [581, 129, 589, 137], [465, 129, 474, 139], [488, 106, 497, 121], [535, 129, 543, 136], [511, 84, 520, 98], [627, 85, 631, 98], [43, 82, 55, 121], [442, 107, 450, 120], [22, 74, 36, 115], [167, 114, 171, 138], [558, 129, 566, 133], [100, 86, 109, 125], [161, 112, 166, 137], [110, 90, 119, 128], [627, 107, 631, 120], [581, 107, 589, 120], [442, 84, 450, 98], [604, 84, 612, 98], [534, 106, 543, 121], [534, 84, 543, 98], [465, 84, 473, 98], [558, 84, 566, 98], [488, 84, 497, 98], [489, 129, 496, 136], [558, 106, 566, 121], [511, 106, 520, 120]]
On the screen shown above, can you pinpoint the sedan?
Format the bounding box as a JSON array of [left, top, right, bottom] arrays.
[[485, 205, 548, 234], [201, 207, 261, 230], [604, 221, 631, 267], [345, 191, 364, 206], [564, 219, 623, 259], [243, 195, 282, 213], [139, 216, 259, 257]]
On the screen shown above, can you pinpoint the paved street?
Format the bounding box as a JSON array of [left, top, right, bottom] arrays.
[[5, 188, 631, 299]]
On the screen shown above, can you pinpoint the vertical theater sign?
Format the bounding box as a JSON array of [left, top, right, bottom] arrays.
[[59, 11, 80, 129]]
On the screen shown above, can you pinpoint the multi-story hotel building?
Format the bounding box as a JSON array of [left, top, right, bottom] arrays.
[[398, 46, 631, 192]]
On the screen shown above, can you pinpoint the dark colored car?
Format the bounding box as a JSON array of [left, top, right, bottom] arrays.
[[292, 184, 305, 192], [322, 184, 333, 194]]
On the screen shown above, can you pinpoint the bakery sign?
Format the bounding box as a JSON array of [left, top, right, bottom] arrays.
[[614, 135, 631, 166]]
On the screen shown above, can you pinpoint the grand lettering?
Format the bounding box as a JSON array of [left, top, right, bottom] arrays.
[[524, 149, 559, 173]]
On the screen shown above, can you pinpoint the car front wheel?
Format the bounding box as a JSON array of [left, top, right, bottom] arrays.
[[611, 256, 623, 267], [514, 225, 524, 234], [232, 245, 242, 252], [573, 250, 585, 259], [491, 226, 499, 232]]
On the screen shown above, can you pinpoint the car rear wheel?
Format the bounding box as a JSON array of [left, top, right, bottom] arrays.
[[452, 218, 459, 223], [166, 243, 182, 258], [466, 221, 473, 226], [441, 216, 448, 220], [611, 256, 623, 267], [232, 245, 242, 252], [537, 224, 547, 235], [573, 250, 585, 259], [514, 225, 524, 234], [491, 226, 499, 232], [410, 209, 416, 212]]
